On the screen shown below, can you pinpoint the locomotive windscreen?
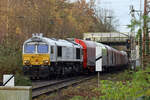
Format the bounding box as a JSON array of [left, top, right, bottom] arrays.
[[24, 44, 35, 53], [37, 44, 48, 53]]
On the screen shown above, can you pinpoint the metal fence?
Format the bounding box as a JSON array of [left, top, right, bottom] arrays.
[[84, 32, 129, 43]]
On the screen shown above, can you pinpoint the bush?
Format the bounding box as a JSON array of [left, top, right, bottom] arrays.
[[96, 68, 150, 100], [70, 96, 85, 100], [15, 73, 31, 86], [0, 37, 31, 86], [0, 38, 23, 81], [70, 68, 150, 100]]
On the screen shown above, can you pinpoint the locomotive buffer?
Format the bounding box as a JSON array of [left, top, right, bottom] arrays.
[[96, 46, 102, 87]]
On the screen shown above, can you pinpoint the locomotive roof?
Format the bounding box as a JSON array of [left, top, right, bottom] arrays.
[[81, 40, 96, 48], [24, 36, 82, 48], [95, 42, 106, 49], [120, 51, 127, 55]]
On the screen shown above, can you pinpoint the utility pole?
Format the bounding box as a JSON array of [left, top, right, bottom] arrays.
[[139, 0, 143, 68], [143, 0, 147, 58], [143, 0, 150, 68], [129, 5, 136, 70], [106, 16, 112, 31]]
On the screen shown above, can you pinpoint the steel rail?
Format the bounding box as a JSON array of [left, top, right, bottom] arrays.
[[32, 75, 95, 98]]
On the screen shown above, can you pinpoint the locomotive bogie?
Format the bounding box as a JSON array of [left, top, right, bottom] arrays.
[[23, 65, 50, 79]]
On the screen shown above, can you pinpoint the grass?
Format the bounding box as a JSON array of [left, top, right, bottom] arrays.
[[15, 73, 32, 86], [34, 70, 132, 100], [34, 68, 150, 100]]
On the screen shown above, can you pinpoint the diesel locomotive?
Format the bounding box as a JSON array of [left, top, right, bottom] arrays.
[[22, 34, 128, 79]]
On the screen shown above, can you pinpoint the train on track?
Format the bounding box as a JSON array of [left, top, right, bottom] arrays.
[[22, 34, 128, 79]]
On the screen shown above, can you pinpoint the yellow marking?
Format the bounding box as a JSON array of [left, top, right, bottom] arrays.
[[22, 54, 50, 65]]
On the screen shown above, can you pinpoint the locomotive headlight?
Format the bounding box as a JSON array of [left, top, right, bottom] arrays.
[[43, 60, 49, 65], [24, 60, 30, 65]]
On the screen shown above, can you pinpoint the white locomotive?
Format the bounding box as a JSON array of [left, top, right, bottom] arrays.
[[23, 34, 83, 78]]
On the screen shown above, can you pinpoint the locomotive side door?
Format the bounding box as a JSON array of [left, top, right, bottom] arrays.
[[50, 45, 55, 62]]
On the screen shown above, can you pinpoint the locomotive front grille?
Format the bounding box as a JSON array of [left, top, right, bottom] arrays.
[[23, 54, 50, 66]]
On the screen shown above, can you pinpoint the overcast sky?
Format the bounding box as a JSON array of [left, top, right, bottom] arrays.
[[98, 0, 144, 32], [70, 0, 144, 33]]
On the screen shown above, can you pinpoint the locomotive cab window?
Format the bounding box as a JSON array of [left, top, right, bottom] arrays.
[[57, 46, 62, 57], [37, 44, 49, 53], [51, 46, 54, 54], [76, 48, 80, 59], [24, 44, 35, 53]]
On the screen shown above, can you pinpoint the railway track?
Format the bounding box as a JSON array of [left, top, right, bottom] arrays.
[[32, 75, 95, 98]]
